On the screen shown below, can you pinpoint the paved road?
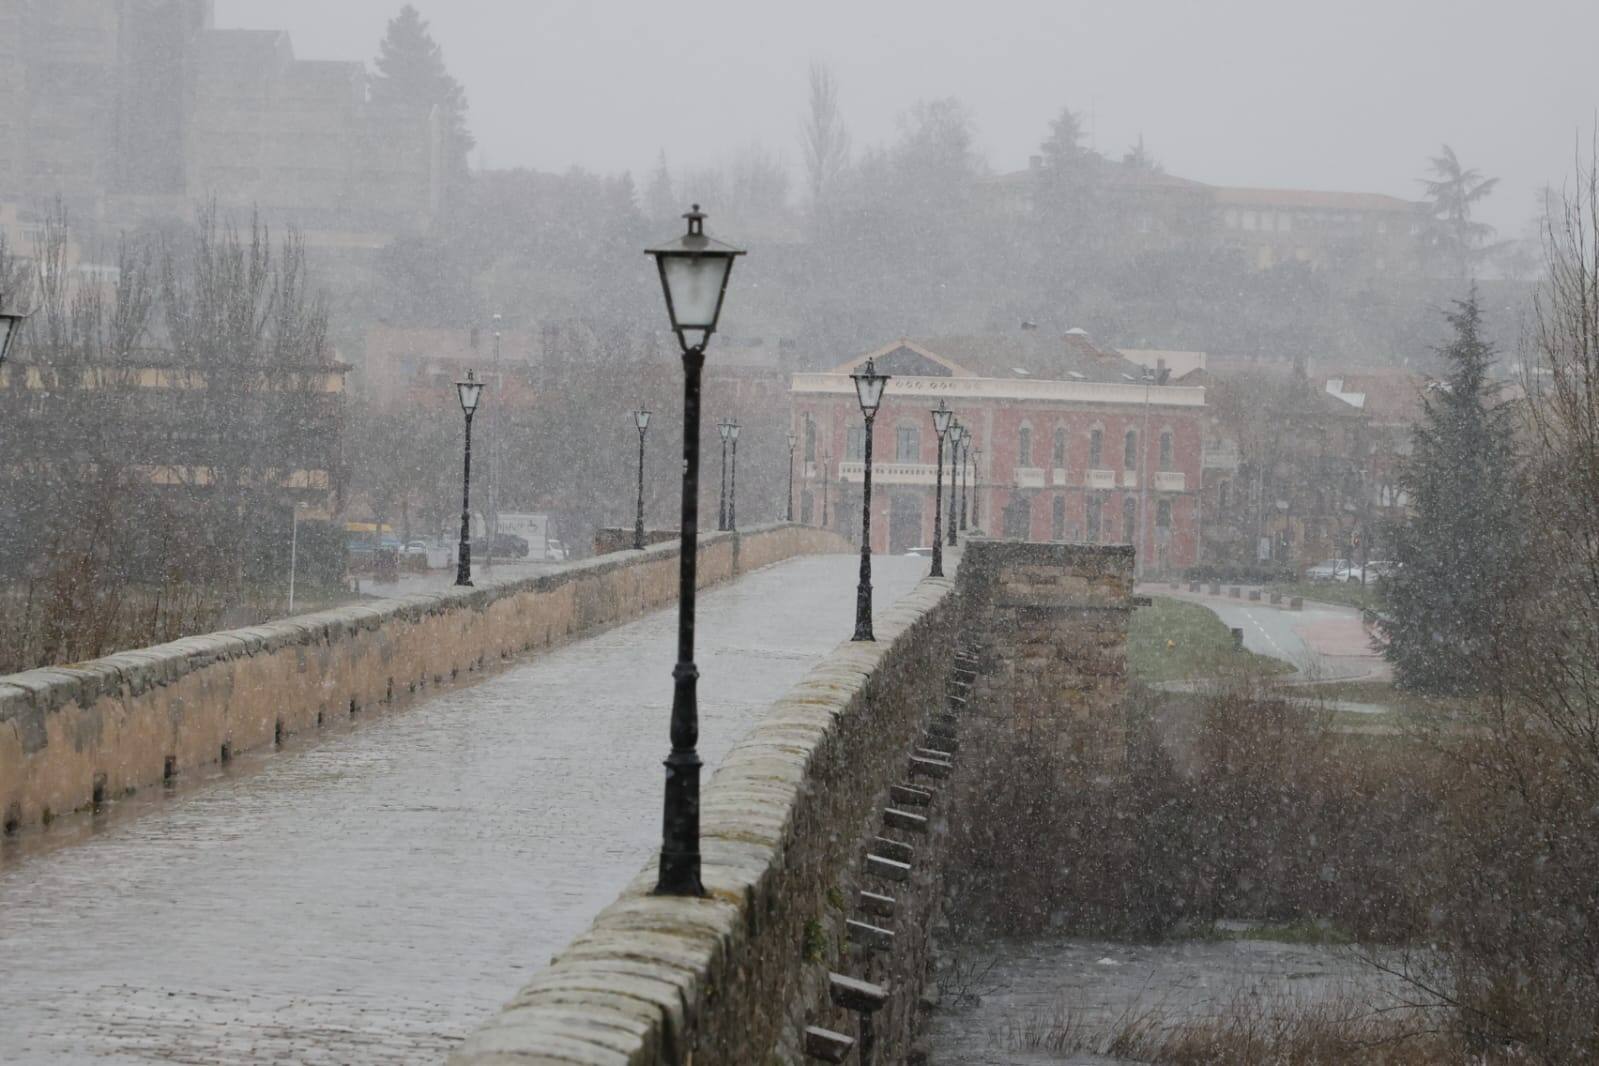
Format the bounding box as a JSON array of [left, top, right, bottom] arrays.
[[0, 553, 930, 1065], [1140, 584, 1390, 683]]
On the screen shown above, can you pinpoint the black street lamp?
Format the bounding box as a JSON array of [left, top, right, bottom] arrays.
[[785, 432, 797, 522], [717, 417, 735, 531], [953, 425, 968, 534], [645, 204, 745, 898], [946, 420, 961, 547], [821, 452, 831, 527], [728, 420, 741, 531], [930, 400, 954, 577], [0, 293, 28, 369], [850, 357, 890, 641], [633, 408, 651, 550], [970, 444, 982, 528], [454, 370, 485, 587]]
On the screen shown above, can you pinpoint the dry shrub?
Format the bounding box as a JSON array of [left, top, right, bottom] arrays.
[[944, 675, 1437, 944]]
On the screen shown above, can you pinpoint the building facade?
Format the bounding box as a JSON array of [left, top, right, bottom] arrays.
[[791, 335, 1206, 573]]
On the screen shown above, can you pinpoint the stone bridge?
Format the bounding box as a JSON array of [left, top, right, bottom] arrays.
[[0, 526, 1132, 1065]]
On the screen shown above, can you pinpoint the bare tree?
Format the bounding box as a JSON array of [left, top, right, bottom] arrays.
[[800, 62, 851, 207]]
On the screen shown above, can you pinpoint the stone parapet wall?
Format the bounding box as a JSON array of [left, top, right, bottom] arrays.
[[958, 539, 1134, 767], [450, 569, 961, 1066], [0, 524, 850, 835]]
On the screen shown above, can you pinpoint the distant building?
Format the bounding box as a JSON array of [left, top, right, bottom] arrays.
[[982, 156, 1422, 276], [791, 331, 1206, 572], [0, 0, 441, 239]]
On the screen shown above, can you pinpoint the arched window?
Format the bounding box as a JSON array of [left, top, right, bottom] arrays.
[[895, 425, 920, 463], [1122, 496, 1137, 543], [1017, 425, 1033, 466], [1086, 495, 1103, 543], [1159, 429, 1174, 471], [1051, 496, 1066, 540], [1089, 428, 1103, 468], [846, 426, 865, 461], [1052, 428, 1067, 469], [1124, 429, 1138, 470]]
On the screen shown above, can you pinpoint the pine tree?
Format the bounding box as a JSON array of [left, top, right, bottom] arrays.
[[1379, 291, 1523, 695], [370, 6, 474, 182]]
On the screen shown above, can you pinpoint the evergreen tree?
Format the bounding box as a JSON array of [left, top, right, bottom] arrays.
[[1379, 291, 1523, 695], [370, 6, 474, 184], [1420, 145, 1499, 279]]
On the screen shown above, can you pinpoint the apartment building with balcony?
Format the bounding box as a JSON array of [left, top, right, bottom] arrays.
[[790, 330, 1206, 572]]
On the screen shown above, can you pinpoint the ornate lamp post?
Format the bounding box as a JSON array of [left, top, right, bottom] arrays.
[[645, 205, 745, 897], [633, 408, 651, 550], [946, 421, 961, 547], [728, 420, 741, 531], [785, 432, 797, 522], [454, 370, 485, 587], [930, 400, 953, 577], [970, 445, 982, 528], [717, 417, 734, 531], [850, 357, 890, 641], [821, 452, 831, 527]]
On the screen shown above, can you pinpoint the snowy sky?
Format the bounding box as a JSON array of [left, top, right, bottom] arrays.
[[214, 0, 1599, 234]]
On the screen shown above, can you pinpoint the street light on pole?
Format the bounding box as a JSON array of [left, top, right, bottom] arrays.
[[727, 420, 740, 531], [785, 432, 797, 522], [454, 370, 485, 587], [645, 204, 745, 897], [850, 357, 890, 642], [716, 415, 732, 533], [956, 426, 970, 532], [947, 421, 962, 546], [930, 400, 953, 577], [633, 408, 651, 550], [821, 452, 830, 528], [968, 443, 981, 530]]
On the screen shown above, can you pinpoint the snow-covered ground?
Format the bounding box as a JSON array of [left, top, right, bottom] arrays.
[[0, 552, 930, 1065]]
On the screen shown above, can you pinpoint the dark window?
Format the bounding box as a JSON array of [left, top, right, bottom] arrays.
[[1089, 428, 1103, 468], [1051, 496, 1066, 540], [1157, 498, 1172, 528], [846, 426, 865, 461], [1018, 426, 1033, 466], [1122, 496, 1137, 543], [1002, 495, 1032, 540], [801, 491, 814, 523], [1218, 480, 1231, 510], [1086, 495, 1103, 542], [1159, 430, 1173, 470], [1124, 429, 1138, 470], [1052, 428, 1067, 469], [804, 419, 816, 462], [896, 425, 920, 463]]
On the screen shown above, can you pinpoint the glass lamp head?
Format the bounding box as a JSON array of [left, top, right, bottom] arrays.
[[645, 205, 745, 349], [932, 399, 954, 437], [456, 369, 485, 415], [718, 418, 735, 442], [729, 421, 740, 442], [635, 409, 651, 431], [851, 356, 889, 417]]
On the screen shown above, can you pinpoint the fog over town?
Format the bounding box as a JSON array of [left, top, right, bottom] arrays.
[[2, 2, 1599, 1064]]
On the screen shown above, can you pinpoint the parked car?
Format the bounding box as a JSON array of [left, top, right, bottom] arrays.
[[546, 539, 569, 561], [1347, 560, 1397, 584], [474, 533, 529, 558], [1306, 558, 1354, 583], [401, 540, 432, 558]]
